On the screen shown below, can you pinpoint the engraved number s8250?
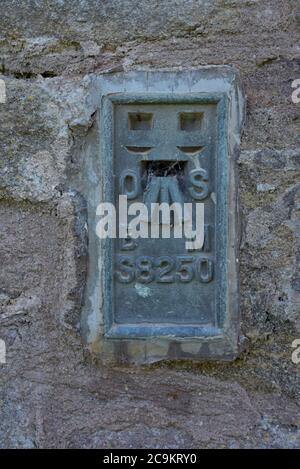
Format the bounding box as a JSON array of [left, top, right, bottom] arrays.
[[115, 255, 213, 284]]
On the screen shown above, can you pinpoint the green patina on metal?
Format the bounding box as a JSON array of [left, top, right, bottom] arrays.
[[85, 69, 244, 363]]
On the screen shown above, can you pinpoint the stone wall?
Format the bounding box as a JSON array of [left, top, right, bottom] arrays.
[[0, 0, 299, 448]]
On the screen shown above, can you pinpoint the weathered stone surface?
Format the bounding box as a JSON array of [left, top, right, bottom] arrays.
[[0, 0, 299, 449]]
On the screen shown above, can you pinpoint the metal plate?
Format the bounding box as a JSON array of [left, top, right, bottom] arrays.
[[103, 94, 227, 339], [92, 69, 244, 363]]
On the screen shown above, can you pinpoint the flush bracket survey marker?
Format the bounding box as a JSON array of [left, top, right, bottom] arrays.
[[84, 69, 244, 364]]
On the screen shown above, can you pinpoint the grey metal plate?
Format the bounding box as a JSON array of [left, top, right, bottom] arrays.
[[103, 94, 227, 339], [89, 68, 244, 363]]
